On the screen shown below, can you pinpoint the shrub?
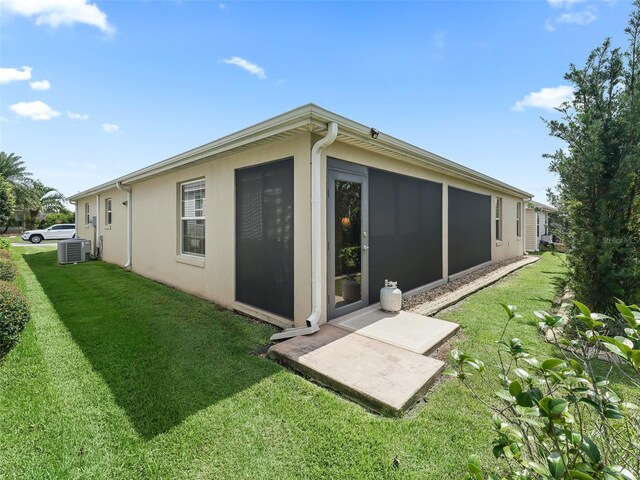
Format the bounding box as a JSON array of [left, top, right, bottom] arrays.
[[0, 281, 30, 358], [0, 258, 16, 281], [0, 249, 11, 260], [448, 302, 640, 480], [44, 210, 74, 228], [0, 238, 9, 250]]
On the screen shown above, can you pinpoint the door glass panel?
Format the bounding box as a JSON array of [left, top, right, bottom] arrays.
[[334, 180, 362, 309]]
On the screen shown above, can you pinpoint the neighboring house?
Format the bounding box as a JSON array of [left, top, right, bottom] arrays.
[[69, 104, 533, 339], [1, 209, 46, 234], [524, 201, 558, 252]]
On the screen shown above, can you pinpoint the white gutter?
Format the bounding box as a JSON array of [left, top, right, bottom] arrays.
[[95, 194, 100, 257], [116, 182, 132, 269], [270, 121, 338, 341]]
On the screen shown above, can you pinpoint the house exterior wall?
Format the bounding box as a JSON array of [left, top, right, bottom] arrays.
[[320, 140, 525, 309], [76, 134, 312, 329], [99, 188, 128, 265], [74, 189, 128, 264], [74, 132, 526, 329]]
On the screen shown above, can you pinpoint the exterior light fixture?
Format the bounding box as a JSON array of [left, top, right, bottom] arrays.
[[370, 128, 379, 139], [341, 217, 351, 228]]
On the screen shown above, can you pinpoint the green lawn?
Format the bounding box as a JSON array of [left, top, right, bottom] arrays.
[[0, 250, 624, 479]]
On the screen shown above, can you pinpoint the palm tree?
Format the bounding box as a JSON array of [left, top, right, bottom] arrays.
[[0, 152, 33, 224], [0, 152, 31, 185], [24, 181, 67, 228]]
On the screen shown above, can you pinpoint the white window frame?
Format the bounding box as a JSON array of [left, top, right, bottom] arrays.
[[180, 179, 206, 257], [495, 197, 503, 241], [85, 203, 90, 226], [105, 198, 112, 225], [537, 213, 541, 238], [516, 202, 522, 237]]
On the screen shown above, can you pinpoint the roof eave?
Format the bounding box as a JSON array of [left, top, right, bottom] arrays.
[[69, 103, 532, 200]]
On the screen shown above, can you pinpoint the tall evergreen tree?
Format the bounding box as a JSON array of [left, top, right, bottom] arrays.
[[546, 1, 640, 310]]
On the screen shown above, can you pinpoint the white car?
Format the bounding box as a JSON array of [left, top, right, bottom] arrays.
[[22, 224, 77, 244]]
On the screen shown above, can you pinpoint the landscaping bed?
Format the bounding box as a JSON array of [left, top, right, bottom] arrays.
[[402, 255, 529, 310]]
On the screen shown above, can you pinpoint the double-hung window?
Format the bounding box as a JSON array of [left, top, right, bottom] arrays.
[[516, 202, 522, 237], [180, 180, 206, 256], [495, 197, 503, 241], [105, 198, 112, 225], [85, 203, 91, 225]]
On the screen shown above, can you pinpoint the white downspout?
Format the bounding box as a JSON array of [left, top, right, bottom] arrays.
[[116, 182, 132, 269], [270, 121, 338, 341], [95, 194, 100, 257]]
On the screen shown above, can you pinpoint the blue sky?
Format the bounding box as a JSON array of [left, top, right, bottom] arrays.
[[0, 0, 634, 202]]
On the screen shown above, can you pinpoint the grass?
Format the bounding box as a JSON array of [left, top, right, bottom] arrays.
[[0, 250, 632, 479]]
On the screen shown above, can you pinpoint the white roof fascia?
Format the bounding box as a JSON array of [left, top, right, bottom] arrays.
[[69, 103, 532, 200]]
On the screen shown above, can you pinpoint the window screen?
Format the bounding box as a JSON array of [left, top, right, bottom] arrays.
[[235, 158, 294, 319], [368, 168, 442, 302], [180, 180, 205, 256], [105, 198, 112, 225], [448, 187, 491, 275]]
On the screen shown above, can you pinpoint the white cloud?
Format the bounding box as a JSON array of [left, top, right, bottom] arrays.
[[218, 3, 226, 9], [2, 0, 115, 34], [556, 8, 597, 25], [102, 123, 119, 133], [9, 100, 61, 120], [544, 19, 556, 32], [0, 66, 33, 84], [512, 85, 574, 112], [548, 0, 585, 7], [222, 56, 266, 79], [67, 111, 89, 120], [30, 79, 51, 90]]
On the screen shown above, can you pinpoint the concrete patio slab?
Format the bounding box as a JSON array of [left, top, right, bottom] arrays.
[[332, 309, 459, 355], [269, 325, 445, 416]]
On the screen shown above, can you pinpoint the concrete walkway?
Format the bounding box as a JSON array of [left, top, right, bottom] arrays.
[[269, 256, 539, 416], [410, 256, 540, 316], [332, 308, 459, 355], [269, 323, 449, 416]]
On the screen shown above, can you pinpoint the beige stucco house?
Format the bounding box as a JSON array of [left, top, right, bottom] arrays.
[[524, 201, 557, 252], [69, 104, 532, 339]]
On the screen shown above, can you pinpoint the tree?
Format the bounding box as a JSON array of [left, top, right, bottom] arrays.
[[43, 209, 74, 227], [0, 176, 16, 227], [23, 180, 67, 229], [0, 152, 30, 185], [545, 1, 640, 311], [0, 152, 33, 211]]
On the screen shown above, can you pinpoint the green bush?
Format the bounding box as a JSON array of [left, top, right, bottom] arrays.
[[0, 238, 9, 250], [0, 281, 30, 358], [449, 301, 640, 480], [0, 258, 16, 281], [0, 250, 11, 260], [44, 210, 74, 228]]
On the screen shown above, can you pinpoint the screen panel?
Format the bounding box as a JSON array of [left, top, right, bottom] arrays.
[[448, 186, 491, 275], [368, 169, 442, 302], [235, 158, 294, 319]]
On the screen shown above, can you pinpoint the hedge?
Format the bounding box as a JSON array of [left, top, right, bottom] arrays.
[[0, 281, 31, 358]]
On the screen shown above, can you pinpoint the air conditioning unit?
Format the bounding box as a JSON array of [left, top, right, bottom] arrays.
[[58, 239, 91, 264]]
